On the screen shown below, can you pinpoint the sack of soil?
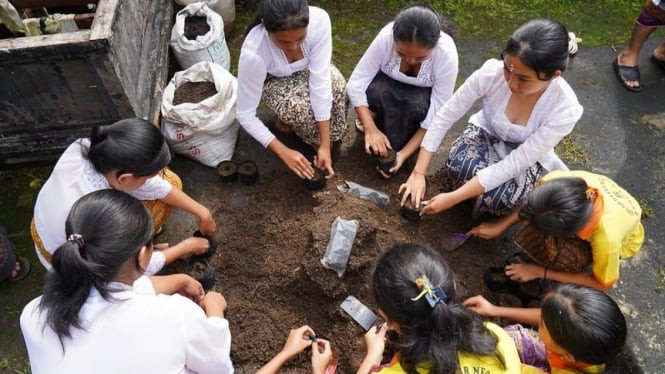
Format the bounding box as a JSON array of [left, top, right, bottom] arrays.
[[170, 2, 231, 71], [161, 61, 239, 167], [513, 222, 592, 272], [174, 0, 236, 35]]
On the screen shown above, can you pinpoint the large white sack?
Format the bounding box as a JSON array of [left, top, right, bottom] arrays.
[[161, 61, 239, 167], [170, 3, 231, 71]]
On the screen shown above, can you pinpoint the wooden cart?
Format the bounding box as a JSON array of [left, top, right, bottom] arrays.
[[0, 0, 174, 168]]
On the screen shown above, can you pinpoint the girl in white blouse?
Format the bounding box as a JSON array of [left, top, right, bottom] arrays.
[[21, 190, 232, 374], [236, 0, 347, 180], [400, 18, 583, 219], [347, 5, 459, 178], [31, 118, 214, 273]]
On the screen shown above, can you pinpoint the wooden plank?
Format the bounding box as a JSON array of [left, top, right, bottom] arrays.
[[9, 0, 97, 9], [0, 0, 174, 168]]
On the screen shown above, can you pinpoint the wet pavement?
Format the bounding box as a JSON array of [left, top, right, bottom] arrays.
[[0, 37, 664, 374]]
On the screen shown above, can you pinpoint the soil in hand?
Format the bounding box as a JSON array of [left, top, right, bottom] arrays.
[[173, 81, 217, 105]]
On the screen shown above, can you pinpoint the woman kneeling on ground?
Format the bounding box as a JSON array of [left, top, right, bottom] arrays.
[[236, 0, 347, 180], [21, 190, 231, 374], [469, 170, 644, 291], [346, 4, 458, 178], [357, 242, 521, 373], [399, 18, 583, 219]]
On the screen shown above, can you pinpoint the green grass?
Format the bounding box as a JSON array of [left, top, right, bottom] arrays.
[[230, 0, 654, 77], [555, 134, 589, 166]]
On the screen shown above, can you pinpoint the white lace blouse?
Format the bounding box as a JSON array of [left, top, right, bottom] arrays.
[[236, 6, 333, 148], [421, 59, 583, 192], [33, 139, 172, 268], [346, 22, 459, 128]]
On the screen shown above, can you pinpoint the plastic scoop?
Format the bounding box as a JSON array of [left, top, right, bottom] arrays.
[[440, 232, 470, 251]]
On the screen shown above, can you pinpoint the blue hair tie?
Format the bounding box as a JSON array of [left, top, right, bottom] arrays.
[[411, 274, 448, 308]]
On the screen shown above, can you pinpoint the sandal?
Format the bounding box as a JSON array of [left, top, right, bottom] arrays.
[[192, 230, 218, 259], [5, 256, 31, 283], [154, 225, 166, 238], [613, 58, 641, 92], [274, 118, 294, 134], [354, 118, 364, 133]]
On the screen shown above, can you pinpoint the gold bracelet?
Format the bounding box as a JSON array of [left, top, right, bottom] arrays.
[[412, 170, 426, 176]]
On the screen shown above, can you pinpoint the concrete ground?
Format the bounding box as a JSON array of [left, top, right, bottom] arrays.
[[0, 38, 663, 373], [513, 39, 665, 371]]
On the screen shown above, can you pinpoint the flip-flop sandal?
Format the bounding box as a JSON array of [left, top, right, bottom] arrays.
[[154, 225, 166, 238], [613, 58, 641, 92], [354, 118, 364, 133], [192, 230, 218, 259], [650, 55, 665, 73], [274, 118, 294, 134], [12, 256, 30, 281]]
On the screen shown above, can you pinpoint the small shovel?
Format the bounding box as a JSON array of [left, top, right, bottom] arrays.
[[440, 232, 471, 251]]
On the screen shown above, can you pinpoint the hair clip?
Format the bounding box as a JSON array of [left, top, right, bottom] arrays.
[[585, 187, 597, 201], [67, 233, 85, 247], [411, 274, 448, 308]]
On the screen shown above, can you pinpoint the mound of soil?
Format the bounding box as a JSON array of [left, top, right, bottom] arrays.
[[166, 131, 526, 373]]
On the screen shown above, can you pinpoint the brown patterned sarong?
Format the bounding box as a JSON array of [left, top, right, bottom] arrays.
[[263, 65, 348, 146]]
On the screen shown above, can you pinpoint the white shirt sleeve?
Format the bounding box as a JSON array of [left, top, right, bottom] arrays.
[[421, 59, 495, 152], [306, 7, 333, 121], [347, 24, 393, 108], [476, 79, 583, 191], [420, 33, 458, 128], [180, 298, 234, 373], [125, 174, 172, 201], [236, 44, 275, 148]]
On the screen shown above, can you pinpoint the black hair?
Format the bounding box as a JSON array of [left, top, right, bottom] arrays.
[[245, 0, 309, 37], [541, 284, 643, 373], [372, 243, 505, 374], [38, 189, 154, 348], [518, 177, 593, 238], [503, 18, 569, 80], [86, 118, 171, 177], [392, 4, 457, 47]]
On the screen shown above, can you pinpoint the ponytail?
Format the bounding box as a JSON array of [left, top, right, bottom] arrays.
[[373, 243, 505, 373], [38, 190, 153, 349]]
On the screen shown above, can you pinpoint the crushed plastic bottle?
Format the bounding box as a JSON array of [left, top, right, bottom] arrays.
[[337, 181, 390, 206]]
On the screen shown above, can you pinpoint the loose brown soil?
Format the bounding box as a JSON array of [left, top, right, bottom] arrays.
[[183, 15, 210, 40], [166, 132, 529, 373], [173, 81, 217, 105]]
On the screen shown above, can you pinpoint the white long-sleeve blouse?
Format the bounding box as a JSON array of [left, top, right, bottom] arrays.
[[346, 22, 459, 128], [421, 59, 583, 192], [236, 6, 333, 148]]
